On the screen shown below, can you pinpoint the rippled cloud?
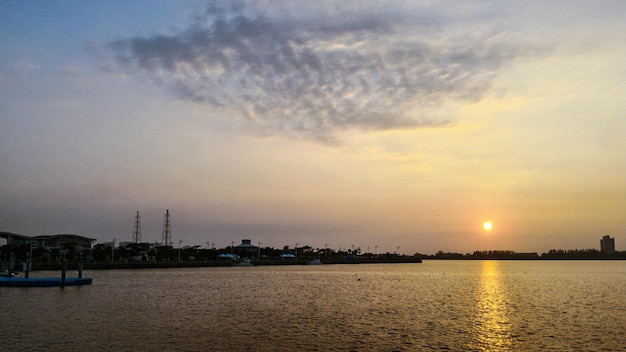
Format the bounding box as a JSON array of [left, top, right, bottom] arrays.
[[108, 1, 537, 143]]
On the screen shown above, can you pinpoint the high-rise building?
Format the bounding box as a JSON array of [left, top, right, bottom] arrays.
[[600, 235, 615, 254]]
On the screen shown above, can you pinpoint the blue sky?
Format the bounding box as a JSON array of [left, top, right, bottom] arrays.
[[1, 1, 624, 254]]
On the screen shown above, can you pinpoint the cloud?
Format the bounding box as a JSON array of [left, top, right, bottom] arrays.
[[107, 1, 536, 143]]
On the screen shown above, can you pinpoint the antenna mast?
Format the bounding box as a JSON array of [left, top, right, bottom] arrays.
[[132, 211, 141, 243], [162, 209, 172, 246]]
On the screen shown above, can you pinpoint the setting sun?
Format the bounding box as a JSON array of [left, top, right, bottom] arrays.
[[483, 221, 493, 232]]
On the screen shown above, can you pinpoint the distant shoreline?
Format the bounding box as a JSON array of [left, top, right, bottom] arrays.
[[19, 256, 422, 271], [12, 256, 626, 272]]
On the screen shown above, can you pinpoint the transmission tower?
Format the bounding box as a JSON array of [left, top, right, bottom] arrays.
[[132, 211, 141, 243], [161, 209, 172, 246]]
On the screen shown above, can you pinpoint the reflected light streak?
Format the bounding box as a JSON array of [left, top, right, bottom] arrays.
[[471, 261, 514, 351]]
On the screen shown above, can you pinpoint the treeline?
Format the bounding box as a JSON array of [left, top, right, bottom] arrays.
[[4, 242, 625, 265], [423, 249, 626, 260], [541, 248, 626, 259], [89, 243, 403, 263], [1, 242, 406, 265]]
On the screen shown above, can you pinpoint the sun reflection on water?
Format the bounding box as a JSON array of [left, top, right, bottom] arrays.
[[471, 260, 514, 351]]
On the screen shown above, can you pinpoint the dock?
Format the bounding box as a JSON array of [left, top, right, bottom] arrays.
[[0, 277, 92, 287]]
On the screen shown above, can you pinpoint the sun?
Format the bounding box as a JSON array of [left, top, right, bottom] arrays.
[[483, 221, 493, 232]]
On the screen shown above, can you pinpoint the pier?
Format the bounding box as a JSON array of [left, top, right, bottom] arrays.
[[0, 276, 92, 287], [1, 262, 92, 287]]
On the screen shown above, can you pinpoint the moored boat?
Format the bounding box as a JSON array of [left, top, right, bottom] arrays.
[[235, 258, 253, 266]]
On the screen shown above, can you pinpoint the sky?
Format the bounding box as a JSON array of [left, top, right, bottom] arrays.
[[1, 0, 624, 255]]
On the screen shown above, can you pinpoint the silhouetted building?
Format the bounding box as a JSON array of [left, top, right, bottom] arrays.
[[32, 234, 96, 249], [0, 232, 95, 249], [235, 240, 259, 257], [236, 239, 255, 248], [600, 235, 615, 254], [0, 232, 30, 246]]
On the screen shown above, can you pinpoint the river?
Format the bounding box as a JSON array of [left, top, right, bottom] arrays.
[[1, 260, 624, 351]]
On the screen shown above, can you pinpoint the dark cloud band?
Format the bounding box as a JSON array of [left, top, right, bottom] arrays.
[[109, 2, 532, 143]]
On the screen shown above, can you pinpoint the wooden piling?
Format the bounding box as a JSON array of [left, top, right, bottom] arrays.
[[61, 262, 66, 286]]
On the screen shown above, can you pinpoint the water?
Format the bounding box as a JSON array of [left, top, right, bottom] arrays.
[[1, 261, 625, 351]]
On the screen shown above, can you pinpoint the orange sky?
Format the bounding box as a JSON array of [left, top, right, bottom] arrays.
[[1, 1, 624, 254]]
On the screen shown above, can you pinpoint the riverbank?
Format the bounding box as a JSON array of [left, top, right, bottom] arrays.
[[18, 256, 422, 271]]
